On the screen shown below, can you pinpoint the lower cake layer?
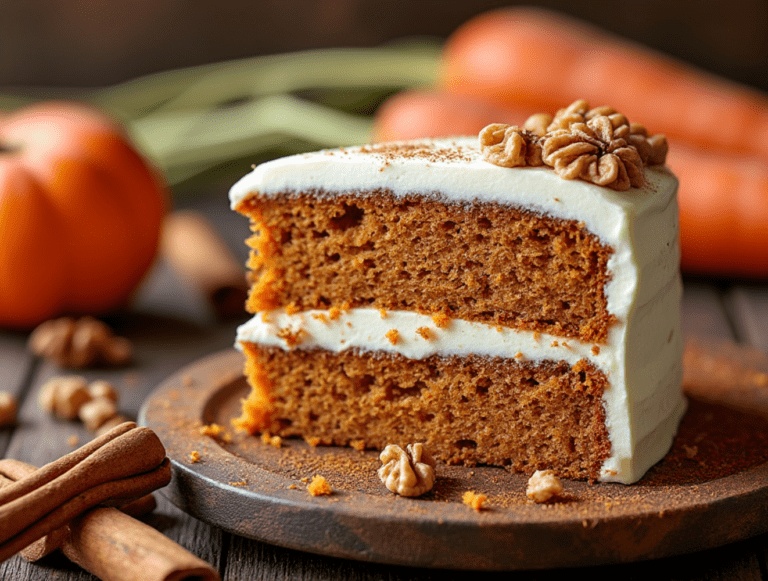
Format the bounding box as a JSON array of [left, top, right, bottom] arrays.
[[236, 342, 612, 481]]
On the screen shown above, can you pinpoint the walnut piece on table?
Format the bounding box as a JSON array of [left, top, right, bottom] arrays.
[[78, 397, 119, 431], [28, 316, 132, 368], [38, 376, 91, 420], [39, 376, 122, 430], [378, 443, 436, 497]]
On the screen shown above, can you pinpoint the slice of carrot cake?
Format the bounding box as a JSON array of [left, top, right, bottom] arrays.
[[229, 100, 686, 484]]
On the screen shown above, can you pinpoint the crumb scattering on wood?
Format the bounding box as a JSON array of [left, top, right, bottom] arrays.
[[189, 450, 201, 463], [200, 423, 233, 443], [462, 490, 488, 511], [307, 475, 333, 496], [261, 432, 282, 448]]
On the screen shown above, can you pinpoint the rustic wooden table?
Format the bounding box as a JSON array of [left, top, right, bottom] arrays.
[[2, 184, 768, 580]]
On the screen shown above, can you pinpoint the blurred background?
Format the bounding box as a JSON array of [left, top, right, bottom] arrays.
[[1, 0, 766, 91]]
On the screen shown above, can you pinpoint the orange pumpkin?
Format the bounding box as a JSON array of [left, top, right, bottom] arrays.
[[0, 101, 167, 328]]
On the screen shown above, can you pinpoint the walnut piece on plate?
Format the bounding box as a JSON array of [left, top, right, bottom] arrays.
[[378, 443, 436, 497], [526, 469, 564, 503]]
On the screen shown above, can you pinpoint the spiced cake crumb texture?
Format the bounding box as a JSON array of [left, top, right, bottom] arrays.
[[241, 343, 611, 481], [240, 192, 614, 343]]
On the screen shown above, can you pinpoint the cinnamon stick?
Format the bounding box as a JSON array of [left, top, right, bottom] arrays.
[[0, 422, 170, 562], [161, 210, 248, 319], [0, 461, 219, 581], [19, 493, 157, 562]]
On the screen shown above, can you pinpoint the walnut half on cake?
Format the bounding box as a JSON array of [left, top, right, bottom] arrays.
[[228, 104, 685, 484]]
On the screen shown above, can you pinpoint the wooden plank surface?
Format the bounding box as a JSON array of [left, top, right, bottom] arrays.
[[1, 189, 767, 579]]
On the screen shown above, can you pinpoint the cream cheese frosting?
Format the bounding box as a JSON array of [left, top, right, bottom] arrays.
[[231, 137, 685, 484]]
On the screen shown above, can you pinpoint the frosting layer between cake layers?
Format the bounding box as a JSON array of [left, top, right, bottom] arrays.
[[231, 138, 686, 484]]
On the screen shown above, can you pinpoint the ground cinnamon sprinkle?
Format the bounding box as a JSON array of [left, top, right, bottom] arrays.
[[641, 398, 768, 485]]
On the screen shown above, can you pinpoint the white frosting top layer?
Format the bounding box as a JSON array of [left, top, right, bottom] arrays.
[[231, 137, 685, 484]]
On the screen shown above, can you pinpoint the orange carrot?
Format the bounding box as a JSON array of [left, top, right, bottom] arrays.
[[669, 145, 768, 276], [372, 89, 768, 277], [441, 7, 768, 160]]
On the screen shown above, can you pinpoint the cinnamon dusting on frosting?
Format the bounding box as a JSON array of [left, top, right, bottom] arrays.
[[358, 142, 474, 166]]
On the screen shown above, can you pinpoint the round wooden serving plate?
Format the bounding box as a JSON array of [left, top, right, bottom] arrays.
[[139, 349, 768, 570]]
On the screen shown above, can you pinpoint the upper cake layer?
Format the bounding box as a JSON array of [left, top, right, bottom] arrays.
[[237, 191, 614, 342], [230, 137, 679, 339]]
